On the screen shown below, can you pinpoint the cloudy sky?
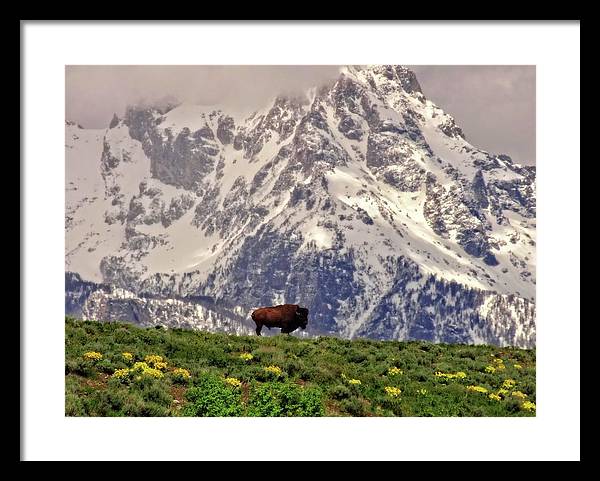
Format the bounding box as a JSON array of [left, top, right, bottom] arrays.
[[66, 65, 535, 165]]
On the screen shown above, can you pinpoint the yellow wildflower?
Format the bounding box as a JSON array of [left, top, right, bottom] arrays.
[[502, 379, 517, 389], [145, 354, 163, 363], [130, 361, 163, 378], [264, 365, 283, 377], [467, 385, 488, 394], [435, 371, 467, 381], [511, 391, 528, 399], [348, 379, 362, 385], [513, 364, 523, 370], [489, 393, 502, 401], [112, 368, 131, 379], [387, 367, 403, 376], [132, 361, 150, 372], [485, 366, 496, 373], [142, 367, 164, 378], [172, 367, 191, 380], [384, 386, 401, 397], [491, 358, 505, 370], [145, 355, 166, 369], [521, 401, 536, 412], [83, 351, 103, 361], [239, 353, 254, 362], [498, 388, 509, 397], [153, 361, 168, 371], [224, 377, 242, 388], [122, 352, 133, 362]]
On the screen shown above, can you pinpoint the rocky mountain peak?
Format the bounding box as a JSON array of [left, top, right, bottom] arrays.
[[342, 65, 423, 96]]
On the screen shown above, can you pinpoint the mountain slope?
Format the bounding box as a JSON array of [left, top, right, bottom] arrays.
[[65, 65, 536, 347]]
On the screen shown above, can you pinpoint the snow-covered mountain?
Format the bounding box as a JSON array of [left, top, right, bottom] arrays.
[[65, 65, 536, 347]]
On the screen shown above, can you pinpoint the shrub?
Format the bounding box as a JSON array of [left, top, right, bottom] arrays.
[[183, 374, 243, 417], [306, 365, 338, 385], [282, 358, 306, 377], [204, 347, 230, 367], [339, 397, 366, 416], [65, 392, 86, 416], [330, 384, 351, 400], [347, 350, 368, 364], [379, 395, 404, 416], [247, 382, 324, 417], [140, 379, 172, 407], [66, 357, 94, 377], [504, 397, 522, 414], [113, 327, 132, 344], [96, 358, 116, 374]]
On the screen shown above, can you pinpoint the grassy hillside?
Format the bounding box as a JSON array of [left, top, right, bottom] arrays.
[[65, 317, 536, 417]]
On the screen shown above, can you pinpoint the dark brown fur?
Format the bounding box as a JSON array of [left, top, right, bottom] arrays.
[[251, 304, 309, 336]]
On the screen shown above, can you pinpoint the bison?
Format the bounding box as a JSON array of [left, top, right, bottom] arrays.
[[251, 304, 309, 336]]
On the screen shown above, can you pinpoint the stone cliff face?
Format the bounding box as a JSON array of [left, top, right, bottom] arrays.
[[65, 65, 536, 347]]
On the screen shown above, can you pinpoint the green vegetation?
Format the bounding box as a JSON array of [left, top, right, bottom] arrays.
[[65, 317, 536, 417]]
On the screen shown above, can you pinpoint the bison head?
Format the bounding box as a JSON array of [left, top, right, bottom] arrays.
[[295, 307, 309, 329]]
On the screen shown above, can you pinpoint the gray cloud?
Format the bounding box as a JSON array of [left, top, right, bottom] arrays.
[[66, 65, 341, 126], [410, 65, 535, 165], [66, 65, 535, 165]]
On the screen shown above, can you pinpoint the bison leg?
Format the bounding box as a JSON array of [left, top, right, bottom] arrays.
[[255, 323, 263, 336]]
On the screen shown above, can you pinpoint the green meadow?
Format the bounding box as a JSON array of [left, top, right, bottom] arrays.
[[65, 317, 536, 417]]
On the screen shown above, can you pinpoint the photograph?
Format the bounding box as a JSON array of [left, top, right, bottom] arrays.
[[64, 64, 537, 417]]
